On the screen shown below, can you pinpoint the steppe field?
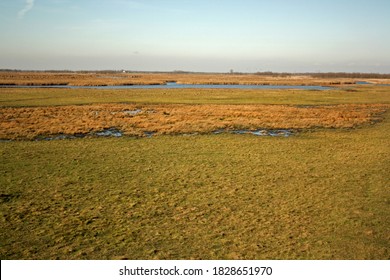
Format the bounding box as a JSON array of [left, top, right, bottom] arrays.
[[0, 72, 389, 259]]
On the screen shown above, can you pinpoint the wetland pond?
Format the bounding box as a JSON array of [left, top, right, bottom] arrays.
[[13, 128, 293, 141], [0, 82, 332, 90]]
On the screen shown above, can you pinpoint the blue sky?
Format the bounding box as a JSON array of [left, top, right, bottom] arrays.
[[1, 0, 390, 72]]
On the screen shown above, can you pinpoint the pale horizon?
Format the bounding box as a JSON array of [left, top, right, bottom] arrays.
[[1, 0, 390, 73]]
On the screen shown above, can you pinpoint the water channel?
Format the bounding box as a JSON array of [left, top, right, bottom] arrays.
[[0, 82, 333, 90]]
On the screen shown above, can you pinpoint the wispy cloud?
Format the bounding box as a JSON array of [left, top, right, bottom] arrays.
[[18, 0, 35, 19]]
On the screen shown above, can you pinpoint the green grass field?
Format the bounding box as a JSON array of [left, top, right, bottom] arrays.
[[1, 85, 390, 107], [0, 86, 389, 259]]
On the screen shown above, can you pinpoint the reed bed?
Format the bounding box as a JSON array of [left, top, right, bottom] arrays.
[[0, 103, 387, 140], [2, 71, 389, 86]]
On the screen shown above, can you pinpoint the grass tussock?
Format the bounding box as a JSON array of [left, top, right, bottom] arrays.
[[0, 104, 387, 140]]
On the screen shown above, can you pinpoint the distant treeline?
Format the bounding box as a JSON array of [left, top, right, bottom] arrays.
[[255, 71, 390, 78], [0, 69, 208, 74], [0, 69, 127, 74], [1, 69, 389, 78], [307, 72, 390, 79]]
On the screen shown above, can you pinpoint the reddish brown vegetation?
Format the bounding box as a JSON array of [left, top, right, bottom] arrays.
[[1, 71, 389, 86], [0, 104, 387, 140]]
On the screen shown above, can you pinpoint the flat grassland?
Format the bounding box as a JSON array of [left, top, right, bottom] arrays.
[[1, 71, 390, 86], [0, 73, 389, 259]]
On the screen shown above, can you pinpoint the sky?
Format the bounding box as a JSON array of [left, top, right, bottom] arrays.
[[0, 0, 390, 73]]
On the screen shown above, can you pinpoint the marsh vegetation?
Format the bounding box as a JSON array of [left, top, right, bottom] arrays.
[[1, 71, 390, 87], [0, 72, 389, 259]]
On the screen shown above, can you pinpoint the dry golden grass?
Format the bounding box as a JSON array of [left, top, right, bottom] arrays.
[[0, 103, 387, 140], [2, 71, 389, 86]]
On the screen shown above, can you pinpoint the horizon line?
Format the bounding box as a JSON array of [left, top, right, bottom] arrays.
[[1, 69, 390, 76]]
